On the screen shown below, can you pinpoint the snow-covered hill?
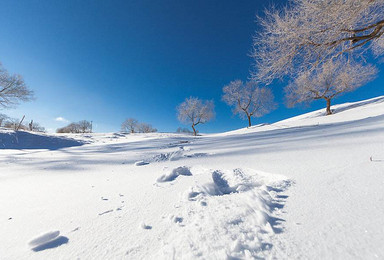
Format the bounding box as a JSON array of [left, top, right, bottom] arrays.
[[1, 96, 384, 259]]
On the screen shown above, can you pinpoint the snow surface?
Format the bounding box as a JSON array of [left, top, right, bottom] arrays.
[[1, 96, 384, 259]]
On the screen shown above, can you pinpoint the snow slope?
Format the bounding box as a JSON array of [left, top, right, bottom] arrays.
[[1, 96, 384, 259]]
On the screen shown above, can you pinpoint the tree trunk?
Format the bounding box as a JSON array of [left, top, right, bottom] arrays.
[[191, 124, 197, 136], [325, 98, 332, 115], [16, 115, 25, 131], [247, 115, 252, 127]]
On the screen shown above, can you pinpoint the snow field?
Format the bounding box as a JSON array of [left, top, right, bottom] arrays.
[[1, 96, 384, 259]]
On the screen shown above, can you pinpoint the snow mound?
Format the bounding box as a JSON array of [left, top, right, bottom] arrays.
[[157, 166, 192, 182]]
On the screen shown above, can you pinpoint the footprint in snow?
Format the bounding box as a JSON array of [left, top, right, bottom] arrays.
[[135, 161, 149, 166], [172, 216, 183, 223], [71, 227, 80, 232], [98, 209, 113, 216], [28, 231, 68, 252], [140, 222, 152, 230]]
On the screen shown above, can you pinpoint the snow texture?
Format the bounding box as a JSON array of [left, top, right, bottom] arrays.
[[1, 96, 384, 259]]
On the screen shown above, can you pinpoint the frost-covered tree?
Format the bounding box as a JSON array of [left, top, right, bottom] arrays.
[[253, 0, 384, 84], [138, 122, 157, 133], [0, 63, 34, 108], [222, 80, 276, 127], [285, 58, 377, 115], [177, 97, 215, 136], [121, 118, 138, 133], [121, 119, 157, 133]]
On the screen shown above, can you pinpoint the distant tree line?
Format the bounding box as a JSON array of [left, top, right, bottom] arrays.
[[121, 118, 157, 133], [56, 120, 92, 133], [0, 113, 45, 132]]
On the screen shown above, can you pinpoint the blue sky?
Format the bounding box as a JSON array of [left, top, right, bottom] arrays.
[[1, 0, 383, 133]]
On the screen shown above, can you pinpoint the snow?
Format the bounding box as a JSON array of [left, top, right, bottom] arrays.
[[1, 96, 384, 259], [28, 231, 60, 248], [157, 166, 192, 182]]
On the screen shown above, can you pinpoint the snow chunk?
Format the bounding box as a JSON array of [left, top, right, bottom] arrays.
[[157, 166, 192, 182], [28, 231, 68, 252], [28, 231, 60, 247]]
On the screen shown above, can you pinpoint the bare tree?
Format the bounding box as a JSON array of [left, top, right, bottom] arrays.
[[56, 126, 70, 133], [78, 120, 92, 133], [31, 122, 46, 133], [67, 123, 80, 133], [0, 63, 34, 108], [27, 120, 46, 132], [121, 118, 138, 133], [138, 122, 157, 133], [285, 58, 377, 115], [177, 97, 215, 136], [252, 0, 384, 84], [0, 113, 9, 127], [57, 123, 79, 133], [222, 80, 276, 127], [4, 117, 20, 130]]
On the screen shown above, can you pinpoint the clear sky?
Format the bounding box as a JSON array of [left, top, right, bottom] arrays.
[[1, 0, 383, 133]]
